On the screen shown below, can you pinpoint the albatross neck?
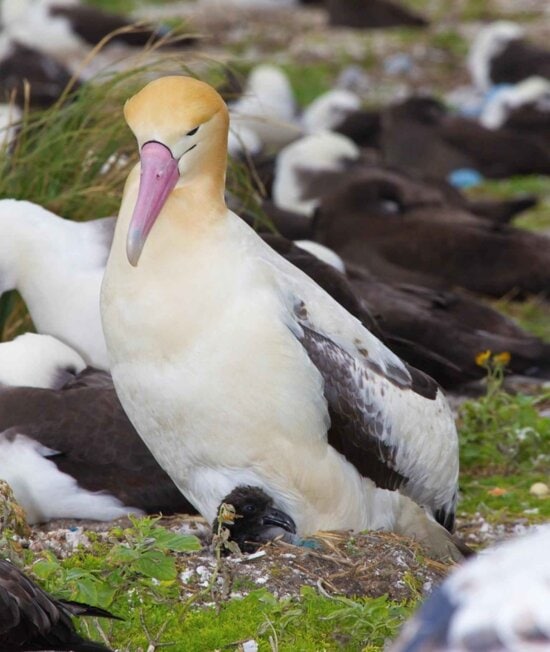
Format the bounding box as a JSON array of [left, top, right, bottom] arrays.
[[172, 168, 227, 220]]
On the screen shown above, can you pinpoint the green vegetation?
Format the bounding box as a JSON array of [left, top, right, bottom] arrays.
[[458, 354, 550, 527], [468, 176, 550, 232], [1, 1, 549, 649], [84, 0, 183, 13], [12, 518, 415, 651], [282, 62, 336, 108], [459, 353, 550, 473], [492, 296, 550, 343]]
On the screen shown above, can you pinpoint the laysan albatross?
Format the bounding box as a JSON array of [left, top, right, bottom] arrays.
[[101, 76, 464, 560]]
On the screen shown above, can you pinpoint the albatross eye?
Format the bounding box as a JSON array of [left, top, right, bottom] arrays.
[[187, 126, 199, 136]]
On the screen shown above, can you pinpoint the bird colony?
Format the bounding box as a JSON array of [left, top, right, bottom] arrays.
[[0, 0, 549, 650]]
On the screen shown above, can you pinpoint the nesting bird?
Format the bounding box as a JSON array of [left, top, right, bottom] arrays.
[[0, 0, 194, 67], [101, 76, 467, 560], [469, 21, 550, 90], [0, 335, 193, 523], [216, 485, 298, 553], [313, 170, 550, 297]]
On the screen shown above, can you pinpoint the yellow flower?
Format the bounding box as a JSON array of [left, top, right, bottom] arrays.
[[475, 350, 491, 367], [493, 351, 511, 366]]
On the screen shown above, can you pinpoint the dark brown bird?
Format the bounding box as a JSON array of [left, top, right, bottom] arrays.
[[0, 558, 118, 651], [45, 3, 196, 50], [334, 108, 382, 148], [489, 40, 550, 85], [313, 171, 550, 297], [265, 234, 550, 387], [469, 22, 550, 89], [0, 368, 195, 522], [347, 266, 550, 386], [381, 96, 550, 180], [0, 39, 79, 109], [326, 0, 428, 29]]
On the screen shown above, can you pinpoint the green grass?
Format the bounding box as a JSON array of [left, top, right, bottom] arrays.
[[457, 356, 550, 525], [459, 474, 550, 522], [84, 0, 184, 14], [459, 387, 550, 474], [492, 296, 550, 342], [281, 62, 336, 108], [14, 517, 414, 652], [467, 176, 550, 232]]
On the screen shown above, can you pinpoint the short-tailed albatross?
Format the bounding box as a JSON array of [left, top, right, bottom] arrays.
[[101, 76, 465, 560]]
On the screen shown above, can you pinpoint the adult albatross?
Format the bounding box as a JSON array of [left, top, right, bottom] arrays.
[[101, 76, 463, 560]]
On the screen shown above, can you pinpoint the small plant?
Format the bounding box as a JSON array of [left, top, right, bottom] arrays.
[[459, 351, 550, 473], [31, 515, 201, 607]]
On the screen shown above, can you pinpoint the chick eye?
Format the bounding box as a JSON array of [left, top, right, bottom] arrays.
[[187, 126, 199, 136], [241, 504, 256, 514]]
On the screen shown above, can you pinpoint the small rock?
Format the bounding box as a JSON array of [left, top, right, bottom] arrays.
[[530, 482, 549, 497], [384, 53, 414, 76], [242, 640, 259, 652]]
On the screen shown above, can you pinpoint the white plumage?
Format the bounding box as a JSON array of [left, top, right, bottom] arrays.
[[480, 76, 550, 129], [101, 76, 462, 560], [468, 21, 524, 90], [0, 333, 85, 389], [1, 0, 85, 63], [272, 131, 360, 216], [0, 199, 112, 369], [0, 430, 142, 523], [301, 89, 361, 133], [391, 526, 550, 651], [294, 240, 346, 272], [229, 65, 300, 152]]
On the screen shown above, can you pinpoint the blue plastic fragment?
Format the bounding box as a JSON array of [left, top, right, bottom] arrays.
[[448, 168, 483, 188]]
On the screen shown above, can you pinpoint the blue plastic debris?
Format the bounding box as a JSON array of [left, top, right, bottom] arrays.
[[448, 168, 484, 188]]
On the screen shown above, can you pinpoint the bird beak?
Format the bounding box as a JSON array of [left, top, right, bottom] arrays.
[[262, 506, 297, 534], [126, 141, 180, 267]]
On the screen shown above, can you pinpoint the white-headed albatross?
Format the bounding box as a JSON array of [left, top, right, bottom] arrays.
[[101, 76, 465, 560]]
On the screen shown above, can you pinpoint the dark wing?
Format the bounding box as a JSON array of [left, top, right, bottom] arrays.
[[0, 41, 77, 109], [294, 320, 457, 531], [0, 371, 194, 515], [49, 5, 196, 49], [0, 559, 115, 651]]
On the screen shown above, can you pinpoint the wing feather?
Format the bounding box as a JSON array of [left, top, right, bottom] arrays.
[[260, 240, 459, 530]]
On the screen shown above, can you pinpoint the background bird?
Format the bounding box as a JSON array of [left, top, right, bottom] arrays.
[[0, 558, 118, 651]]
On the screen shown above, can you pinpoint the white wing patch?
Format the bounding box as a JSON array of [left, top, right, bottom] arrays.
[[0, 430, 143, 523]]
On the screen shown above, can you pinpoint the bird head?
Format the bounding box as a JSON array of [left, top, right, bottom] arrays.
[[123, 76, 229, 266], [215, 485, 297, 553]]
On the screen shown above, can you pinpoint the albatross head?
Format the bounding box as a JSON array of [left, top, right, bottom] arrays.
[[124, 76, 229, 266]]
